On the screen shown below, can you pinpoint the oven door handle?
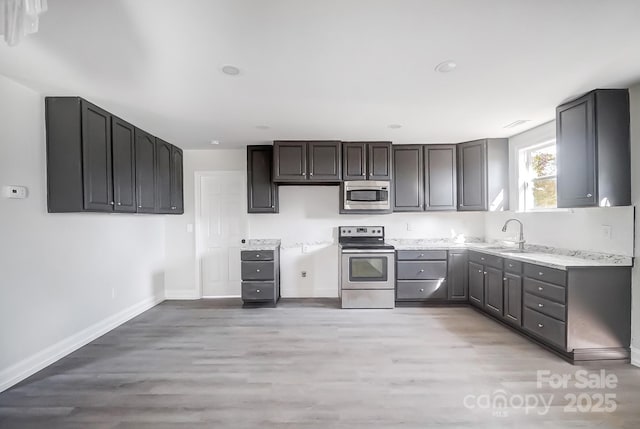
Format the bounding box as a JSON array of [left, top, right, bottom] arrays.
[[341, 249, 395, 254]]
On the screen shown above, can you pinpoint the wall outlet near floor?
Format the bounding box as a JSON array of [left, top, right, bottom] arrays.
[[601, 225, 612, 240], [301, 271, 307, 278]]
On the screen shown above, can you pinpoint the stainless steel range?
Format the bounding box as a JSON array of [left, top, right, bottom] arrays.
[[339, 226, 395, 309]]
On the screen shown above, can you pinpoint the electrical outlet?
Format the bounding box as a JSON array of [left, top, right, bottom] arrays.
[[406, 222, 414, 231], [601, 225, 612, 240], [3, 185, 28, 199], [302, 245, 310, 253], [186, 223, 194, 233], [301, 271, 307, 278]]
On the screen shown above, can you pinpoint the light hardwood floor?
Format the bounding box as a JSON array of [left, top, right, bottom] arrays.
[[1, 299, 639, 428]]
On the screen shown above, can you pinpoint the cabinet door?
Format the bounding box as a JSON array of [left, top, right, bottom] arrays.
[[457, 140, 487, 211], [81, 100, 113, 211], [468, 261, 484, 307], [111, 117, 136, 213], [556, 94, 597, 208], [342, 142, 367, 180], [448, 251, 468, 300], [170, 145, 184, 214], [368, 142, 392, 180], [273, 141, 307, 181], [135, 129, 156, 213], [155, 138, 172, 213], [247, 145, 278, 213], [308, 141, 341, 181], [484, 266, 504, 316], [392, 145, 424, 211], [504, 272, 523, 326], [425, 145, 457, 211]]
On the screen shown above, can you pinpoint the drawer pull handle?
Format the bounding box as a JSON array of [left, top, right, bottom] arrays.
[[478, 269, 482, 273], [538, 323, 544, 328], [419, 269, 425, 273], [420, 254, 424, 257], [539, 272, 544, 276], [538, 286, 543, 291], [256, 269, 260, 272], [256, 289, 260, 293], [256, 254, 261, 258], [503, 278, 507, 281], [509, 264, 513, 267], [538, 303, 544, 308], [420, 288, 424, 292], [481, 257, 485, 261]]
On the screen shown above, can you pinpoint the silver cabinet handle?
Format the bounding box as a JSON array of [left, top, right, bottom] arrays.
[[538, 323, 544, 328], [503, 278, 507, 281], [419, 253, 424, 257], [420, 288, 424, 292], [256, 269, 260, 272], [538, 286, 543, 291], [256, 289, 260, 293], [508, 264, 513, 268], [538, 303, 544, 308], [117, 202, 122, 206], [138, 205, 142, 208], [484, 271, 487, 275], [309, 172, 314, 176], [110, 201, 114, 205], [256, 254, 261, 258], [478, 269, 482, 273], [539, 272, 544, 276], [419, 269, 425, 273], [481, 257, 485, 261], [587, 193, 593, 198]]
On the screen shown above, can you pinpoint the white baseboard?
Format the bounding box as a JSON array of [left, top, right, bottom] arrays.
[[164, 290, 200, 300], [632, 346, 640, 368], [0, 294, 164, 393]]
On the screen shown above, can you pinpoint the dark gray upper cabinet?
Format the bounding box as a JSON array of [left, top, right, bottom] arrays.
[[135, 129, 156, 214], [247, 145, 278, 213], [447, 250, 468, 300], [556, 89, 630, 208], [273, 140, 341, 183], [424, 145, 457, 211], [170, 146, 184, 214], [308, 141, 342, 181], [342, 141, 392, 181], [111, 117, 136, 213], [155, 138, 173, 214], [81, 101, 113, 212], [392, 145, 424, 211], [457, 138, 509, 211]]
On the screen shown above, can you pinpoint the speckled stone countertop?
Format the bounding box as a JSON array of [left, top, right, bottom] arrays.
[[387, 239, 633, 270], [240, 239, 281, 251]]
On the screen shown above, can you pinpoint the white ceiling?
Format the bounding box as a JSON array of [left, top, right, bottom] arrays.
[[2, 0, 640, 149]]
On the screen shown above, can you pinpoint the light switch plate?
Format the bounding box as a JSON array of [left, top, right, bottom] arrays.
[[601, 225, 612, 240], [3, 185, 28, 199]]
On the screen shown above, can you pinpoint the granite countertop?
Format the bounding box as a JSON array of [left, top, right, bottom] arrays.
[[387, 239, 633, 270], [240, 239, 281, 251]]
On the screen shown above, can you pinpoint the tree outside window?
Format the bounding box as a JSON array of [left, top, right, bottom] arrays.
[[522, 142, 557, 210]]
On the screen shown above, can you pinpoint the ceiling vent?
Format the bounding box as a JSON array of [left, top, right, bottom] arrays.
[[503, 120, 531, 129]]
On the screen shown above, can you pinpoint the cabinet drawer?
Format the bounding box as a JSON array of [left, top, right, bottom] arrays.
[[397, 261, 447, 280], [469, 252, 503, 269], [523, 278, 566, 304], [524, 263, 566, 286], [242, 282, 275, 301], [396, 280, 448, 301], [504, 259, 522, 273], [396, 250, 447, 261], [241, 250, 274, 261], [524, 292, 566, 321], [241, 261, 274, 281], [523, 307, 566, 349]]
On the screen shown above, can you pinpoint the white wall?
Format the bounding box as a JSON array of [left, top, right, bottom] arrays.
[[630, 83, 640, 366], [0, 75, 167, 391], [164, 149, 485, 298]]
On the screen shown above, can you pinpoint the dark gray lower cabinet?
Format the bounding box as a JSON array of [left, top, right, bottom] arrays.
[[241, 249, 280, 305], [503, 272, 523, 326], [395, 250, 450, 302], [468, 261, 484, 307], [447, 251, 468, 300], [484, 267, 503, 316], [247, 146, 278, 213]]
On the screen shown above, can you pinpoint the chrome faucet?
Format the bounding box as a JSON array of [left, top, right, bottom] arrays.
[[501, 218, 525, 250]]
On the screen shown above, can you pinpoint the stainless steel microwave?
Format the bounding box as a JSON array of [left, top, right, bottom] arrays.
[[340, 180, 391, 214]]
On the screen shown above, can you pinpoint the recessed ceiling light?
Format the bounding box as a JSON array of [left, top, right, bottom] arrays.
[[221, 65, 240, 76], [388, 124, 402, 129], [435, 60, 457, 73], [503, 120, 531, 129], [210, 140, 220, 145], [255, 125, 270, 130]]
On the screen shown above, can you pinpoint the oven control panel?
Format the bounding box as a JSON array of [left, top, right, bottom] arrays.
[[339, 226, 385, 238]]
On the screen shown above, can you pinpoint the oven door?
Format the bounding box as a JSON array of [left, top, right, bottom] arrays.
[[341, 250, 395, 290]]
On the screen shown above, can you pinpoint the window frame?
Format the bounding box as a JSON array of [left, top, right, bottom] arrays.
[[518, 139, 558, 212]]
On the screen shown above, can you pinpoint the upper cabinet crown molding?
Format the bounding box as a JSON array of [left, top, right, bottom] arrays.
[[273, 140, 342, 183], [556, 89, 630, 208], [457, 138, 509, 212], [45, 96, 183, 215]]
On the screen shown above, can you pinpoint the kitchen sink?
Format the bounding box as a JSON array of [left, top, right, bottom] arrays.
[[483, 246, 528, 254]]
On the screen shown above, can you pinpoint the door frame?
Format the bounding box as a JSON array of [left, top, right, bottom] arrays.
[[194, 170, 248, 299]]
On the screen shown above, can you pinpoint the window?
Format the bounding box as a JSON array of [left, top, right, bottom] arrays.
[[520, 141, 557, 210]]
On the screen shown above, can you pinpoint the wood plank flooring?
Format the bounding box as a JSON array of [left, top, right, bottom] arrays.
[[1, 299, 640, 428]]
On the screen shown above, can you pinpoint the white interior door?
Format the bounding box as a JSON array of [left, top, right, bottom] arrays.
[[196, 171, 247, 298]]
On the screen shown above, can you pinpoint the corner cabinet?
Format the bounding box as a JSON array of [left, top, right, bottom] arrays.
[[247, 145, 278, 213], [45, 96, 183, 215], [273, 140, 341, 183], [342, 141, 392, 181], [556, 89, 630, 208], [457, 139, 509, 211]]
